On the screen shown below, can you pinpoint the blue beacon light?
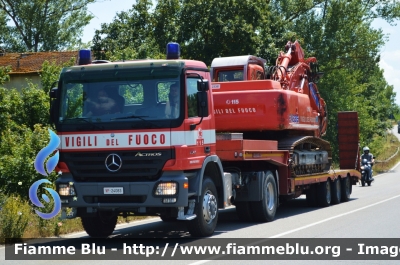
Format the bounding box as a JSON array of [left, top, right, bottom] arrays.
[[78, 49, 92, 65], [166, 42, 180, 59]]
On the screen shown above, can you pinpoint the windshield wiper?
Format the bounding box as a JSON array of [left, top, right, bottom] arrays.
[[62, 117, 104, 130], [113, 114, 149, 120], [112, 115, 161, 128]]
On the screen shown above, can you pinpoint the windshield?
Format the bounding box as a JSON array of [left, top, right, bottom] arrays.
[[59, 73, 181, 124], [217, 70, 243, 82]]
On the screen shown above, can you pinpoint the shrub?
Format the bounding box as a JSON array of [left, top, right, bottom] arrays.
[[0, 195, 30, 243]]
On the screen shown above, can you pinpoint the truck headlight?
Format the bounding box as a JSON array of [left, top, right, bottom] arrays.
[[58, 183, 76, 196], [154, 182, 177, 196]]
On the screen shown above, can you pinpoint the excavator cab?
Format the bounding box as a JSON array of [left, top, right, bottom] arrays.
[[217, 70, 243, 81], [211, 55, 266, 82]]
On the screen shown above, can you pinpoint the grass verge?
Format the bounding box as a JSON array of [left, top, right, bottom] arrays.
[[0, 197, 150, 244], [373, 132, 400, 175]]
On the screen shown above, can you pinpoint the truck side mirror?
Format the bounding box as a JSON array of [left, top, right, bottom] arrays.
[[196, 79, 209, 117], [197, 91, 209, 117], [190, 79, 210, 130], [49, 87, 58, 99], [197, 79, 209, 91], [49, 87, 58, 124]]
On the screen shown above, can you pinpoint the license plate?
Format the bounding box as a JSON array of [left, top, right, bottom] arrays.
[[104, 187, 123, 194]]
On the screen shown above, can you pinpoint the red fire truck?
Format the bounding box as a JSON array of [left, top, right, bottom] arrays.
[[51, 42, 360, 237]]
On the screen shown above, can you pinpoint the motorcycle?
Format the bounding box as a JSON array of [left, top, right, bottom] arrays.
[[360, 158, 373, 186]]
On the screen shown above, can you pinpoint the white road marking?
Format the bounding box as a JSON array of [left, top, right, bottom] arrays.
[[269, 193, 400, 238], [189, 193, 400, 265]]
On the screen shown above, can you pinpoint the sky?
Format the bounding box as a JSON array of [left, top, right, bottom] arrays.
[[83, 0, 400, 105]]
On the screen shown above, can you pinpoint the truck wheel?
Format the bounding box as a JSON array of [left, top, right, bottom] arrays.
[[317, 180, 331, 207], [331, 178, 341, 205], [187, 177, 218, 237], [81, 212, 118, 238], [235, 201, 254, 222], [250, 171, 277, 222], [340, 177, 351, 202], [306, 184, 317, 207]]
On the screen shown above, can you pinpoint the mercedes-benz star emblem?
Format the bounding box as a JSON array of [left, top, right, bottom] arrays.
[[105, 154, 122, 172]]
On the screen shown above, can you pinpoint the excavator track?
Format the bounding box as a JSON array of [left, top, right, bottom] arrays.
[[278, 136, 332, 178]]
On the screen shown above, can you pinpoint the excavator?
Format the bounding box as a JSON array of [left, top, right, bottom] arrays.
[[211, 40, 331, 177]]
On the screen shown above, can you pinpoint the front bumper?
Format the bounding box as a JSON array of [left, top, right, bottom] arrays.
[[55, 171, 189, 210]]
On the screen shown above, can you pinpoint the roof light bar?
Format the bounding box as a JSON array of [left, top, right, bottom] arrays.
[[166, 42, 180, 60], [78, 49, 92, 65]]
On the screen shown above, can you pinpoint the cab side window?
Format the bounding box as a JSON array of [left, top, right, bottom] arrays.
[[187, 78, 198, 118]]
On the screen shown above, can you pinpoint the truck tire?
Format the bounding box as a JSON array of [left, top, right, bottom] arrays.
[[340, 177, 351, 202], [331, 178, 341, 205], [306, 184, 317, 207], [317, 180, 331, 207], [235, 201, 254, 222], [250, 171, 278, 222], [81, 212, 118, 238], [187, 177, 218, 237]]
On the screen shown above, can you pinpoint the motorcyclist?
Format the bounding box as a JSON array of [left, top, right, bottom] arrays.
[[361, 146, 374, 181]]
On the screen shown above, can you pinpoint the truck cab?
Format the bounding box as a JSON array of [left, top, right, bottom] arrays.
[[50, 44, 226, 237]]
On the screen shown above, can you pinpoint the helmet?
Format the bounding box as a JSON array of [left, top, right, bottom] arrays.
[[363, 146, 370, 152]]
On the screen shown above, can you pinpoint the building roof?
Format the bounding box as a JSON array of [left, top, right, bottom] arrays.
[[0, 51, 77, 74]]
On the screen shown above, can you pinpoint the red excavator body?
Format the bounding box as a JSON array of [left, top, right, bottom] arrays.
[[211, 41, 327, 138]]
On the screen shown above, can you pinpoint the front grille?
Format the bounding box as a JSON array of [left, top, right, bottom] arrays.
[[83, 196, 146, 204], [61, 149, 174, 182]]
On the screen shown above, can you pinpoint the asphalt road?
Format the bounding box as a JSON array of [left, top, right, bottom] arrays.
[[2, 131, 400, 265]]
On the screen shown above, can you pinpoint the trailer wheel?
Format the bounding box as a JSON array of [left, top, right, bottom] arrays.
[[331, 178, 341, 205], [187, 177, 218, 237], [317, 180, 331, 207], [235, 202, 254, 222], [81, 212, 117, 238], [250, 171, 277, 222], [306, 184, 317, 207], [340, 177, 351, 202]]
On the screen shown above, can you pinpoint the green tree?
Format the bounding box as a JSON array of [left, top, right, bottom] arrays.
[[0, 0, 96, 52], [0, 85, 54, 198], [92, 0, 273, 64], [152, 0, 181, 51], [178, 0, 271, 65], [0, 65, 11, 85], [92, 0, 164, 61], [40, 57, 75, 94], [0, 122, 57, 197]]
